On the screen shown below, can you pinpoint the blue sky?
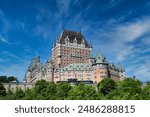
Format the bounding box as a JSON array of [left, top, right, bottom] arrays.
[[0, 0, 150, 82]]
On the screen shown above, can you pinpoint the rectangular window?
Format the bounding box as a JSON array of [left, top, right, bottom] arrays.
[[86, 74, 91, 76], [78, 74, 83, 77], [78, 71, 82, 73], [87, 78, 91, 80]]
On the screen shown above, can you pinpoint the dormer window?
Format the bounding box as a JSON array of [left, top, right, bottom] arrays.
[[81, 39, 85, 48], [74, 37, 77, 46], [65, 36, 69, 45], [82, 39, 85, 43]]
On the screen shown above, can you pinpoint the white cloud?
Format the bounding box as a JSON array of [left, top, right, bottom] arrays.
[[0, 50, 34, 81], [33, 24, 51, 39], [0, 34, 9, 43], [111, 17, 150, 62], [73, 0, 80, 5], [114, 19, 150, 42], [117, 46, 134, 61], [109, 0, 121, 8], [141, 36, 150, 45], [97, 16, 150, 44], [126, 60, 150, 81], [0, 60, 30, 82], [88, 16, 150, 81], [0, 9, 10, 33], [92, 16, 150, 60], [16, 21, 27, 32], [55, 0, 71, 17], [0, 51, 20, 59]]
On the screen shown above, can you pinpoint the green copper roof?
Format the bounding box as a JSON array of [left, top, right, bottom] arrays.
[[118, 64, 125, 72], [64, 63, 92, 71], [95, 51, 107, 64], [29, 56, 41, 69]]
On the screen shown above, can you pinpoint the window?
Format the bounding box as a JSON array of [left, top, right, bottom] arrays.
[[86, 74, 91, 76], [100, 75, 107, 78], [78, 74, 83, 77], [87, 78, 91, 80], [100, 64, 102, 66]]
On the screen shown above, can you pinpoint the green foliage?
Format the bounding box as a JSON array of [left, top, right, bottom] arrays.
[[0, 89, 16, 100], [7, 89, 13, 95], [106, 78, 142, 100], [57, 82, 71, 99], [119, 78, 142, 100], [1, 78, 150, 100], [0, 76, 18, 83], [141, 84, 150, 100], [23, 88, 35, 100], [68, 83, 97, 100], [35, 79, 49, 94], [7, 76, 19, 83], [15, 87, 25, 99], [97, 78, 117, 96], [0, 82, 7, 96], [46, 82, 57, 100], [0, 76, 7, 83]]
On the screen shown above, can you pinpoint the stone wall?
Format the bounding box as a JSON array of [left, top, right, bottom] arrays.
[[3, 83, 35, 92]]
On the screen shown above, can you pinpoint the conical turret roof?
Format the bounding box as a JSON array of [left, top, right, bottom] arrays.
[[95, 51, 107, 64], [118, 64, 125, 72]]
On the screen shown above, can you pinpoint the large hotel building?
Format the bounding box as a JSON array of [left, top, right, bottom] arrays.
[[24, 30, 125, 84]]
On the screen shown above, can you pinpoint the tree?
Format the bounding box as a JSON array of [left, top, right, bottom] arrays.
[[7, 76, 18, 83], [0, 76, 7, 83], [46, 82, 57, 100], [0, 76, 18, 83], [15, 87, 25, 99], [97, 78, 117, 96], [141, 84, 150, 100], [34, 80, 49, 99], [106, 78, 142, 100], [35, 80, 49, 94], [57, 82, 71, 99], [23, 88, 34, 100], [0, 82, 7, 96], [121, 78, 142, 99], [68, 83, 97, 100], [108, 78, 142, 100]]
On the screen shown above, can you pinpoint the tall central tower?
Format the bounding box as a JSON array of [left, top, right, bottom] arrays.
[[52, 30, 92, 71]]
